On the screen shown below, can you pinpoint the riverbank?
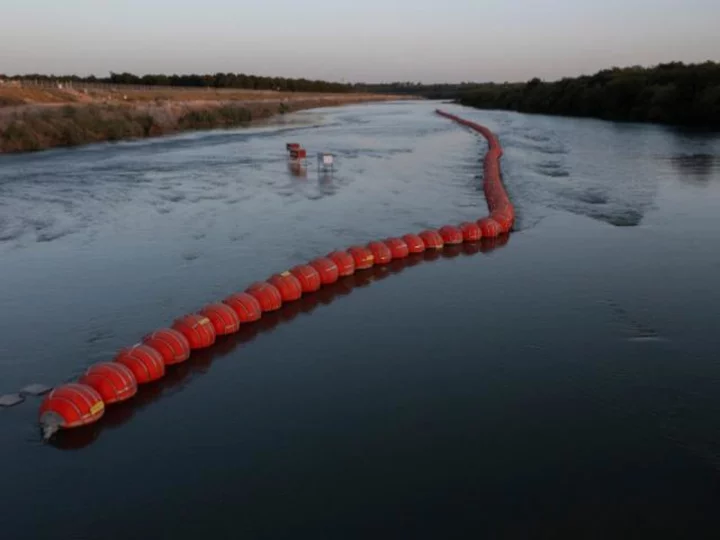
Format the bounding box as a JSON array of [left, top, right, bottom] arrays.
[[457, 62, 720, 128], [361, 62, 720, 129], [0, 87, 407, 153]]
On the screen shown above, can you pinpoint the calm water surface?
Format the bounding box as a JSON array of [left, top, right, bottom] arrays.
[[1, 101, 720, 539]]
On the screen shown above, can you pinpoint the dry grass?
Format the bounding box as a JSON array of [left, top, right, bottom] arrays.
[[0, 86, 81, 105], [0, 91, 409, 153], [0, 84, 401, 107]]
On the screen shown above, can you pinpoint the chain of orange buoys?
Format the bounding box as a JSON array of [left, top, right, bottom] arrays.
[[45, 238, 512, 450], [2, 110, 514, 440]]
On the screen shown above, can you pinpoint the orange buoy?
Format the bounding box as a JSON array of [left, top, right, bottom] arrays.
[[223, 292, 263, 323], [347, 246, 375, 270], [199, 303, 241, 336], [491, 211, 514, 233], [172, 314, 217, 349], [142, 328, 190, 365], [384, 237, 409, 259], [438, 225, 463, 245], [460, 221, 483, 242], [290, 264, 322, 293], [79, 362, 138, 404], [246, 282, 283, 312], [309, 257, 340, 285], [327, 250, 355, 276], [39, 384, 105, 433], [477, 217, 502, 238], [114, 344, 166, 383], [367, 241, 392, 265], [419, 229, 444, 250], [268, 272, 303, 302], [402, 233, 426, 254]]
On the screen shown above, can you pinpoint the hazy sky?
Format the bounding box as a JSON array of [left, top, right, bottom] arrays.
[[1, 0, 718, 83]]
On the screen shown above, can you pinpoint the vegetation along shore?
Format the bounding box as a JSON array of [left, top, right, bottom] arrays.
[[0, 75, 406, 153], [363, 62, 720, 128]]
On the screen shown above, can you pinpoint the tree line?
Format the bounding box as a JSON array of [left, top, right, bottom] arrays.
[[361, 62, 720, 127], [0, 71, 354, 93]]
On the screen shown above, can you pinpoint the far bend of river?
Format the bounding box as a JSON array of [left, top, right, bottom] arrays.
[[1, 101, 720, 539]]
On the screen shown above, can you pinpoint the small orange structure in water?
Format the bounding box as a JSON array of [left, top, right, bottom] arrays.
[[287, 143, 307, 160], [287, 143, 308, 177]]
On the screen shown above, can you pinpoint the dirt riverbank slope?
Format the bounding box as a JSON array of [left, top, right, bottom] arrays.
[[0, 84, 408, 153]]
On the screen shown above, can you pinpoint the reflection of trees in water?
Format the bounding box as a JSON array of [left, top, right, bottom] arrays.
[[48, 235, 512, 450], [553, 182, 655, 227], [668, 154, 719, 185], [667, 125, 720, 185], [554, 202, 647, 227]]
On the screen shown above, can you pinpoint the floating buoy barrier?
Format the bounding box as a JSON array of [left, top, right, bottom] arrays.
[[172, 314, 217, 349], [491, 210, 514, 233], [223, 293, 263, 323], [460, 222, 483, 242], [327, 250, 356, 276], [347, 246, 375, 270], [436, 109, 515, 228], [42, 239, 513, 449], [384, 237, 409, 259], [142, 328, 191, 365], [477, 217, 502, 238], [35, 109, 515, 440], [367, 241, 392, 265], [199, 303, 241, 336], [246, 282, 283, 312], [402, 234, 426, 254], [268, 272, 304, 302], [309, 257, 340, 285], [438, 225, 464, 245], [419, 229, 445, 250], [39, 384, 105, 437], [114, 345, 166, 383], [79, 363, 138, 405], [290, 264, 322, 293]]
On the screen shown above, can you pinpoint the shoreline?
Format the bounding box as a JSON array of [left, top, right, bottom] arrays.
[[0, 92, 409, 154]]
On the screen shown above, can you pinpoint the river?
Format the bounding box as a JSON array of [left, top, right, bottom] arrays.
[[1, 101, 719, 538]]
